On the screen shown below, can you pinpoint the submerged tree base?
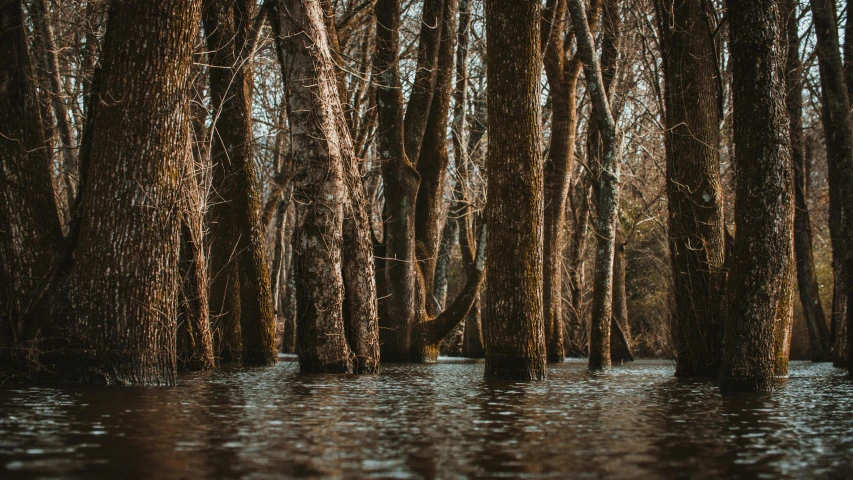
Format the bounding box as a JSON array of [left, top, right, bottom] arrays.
[[484, 355, 546, 381]]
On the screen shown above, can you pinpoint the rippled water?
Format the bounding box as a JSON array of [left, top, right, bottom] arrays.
[[0, 358, 851, 479]]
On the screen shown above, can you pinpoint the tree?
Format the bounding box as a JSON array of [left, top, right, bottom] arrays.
[[540, 0, 602, 364], [277, 0, 381, 373], [567, 0, 623, 371], [720, 0, 793, 392], [783, 0, 832, 362], [0, 0, 64, 351], [483, 0, 546, 380], [809, 0, 853, 374], [45, 0, 204, 384], [203, 0, 278, 366], [654, 0, 726, 377], [373, 0, 485, 362]]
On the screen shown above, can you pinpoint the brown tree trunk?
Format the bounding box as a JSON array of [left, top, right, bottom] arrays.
[[0, 0, 64, 351], [177, 153, 216, 371], [610, 230, 634, 362], [654, 0, 726, 377], [565, 174, 591, 356], [403, 0, 445, 166], [810, 0, 853, 374], [568, 0, 622, 372], [483, 0, 546, 380], [784, 0, 833, 362], [542, 0, 574, 364], [204, 0, 278, 366], [720, 0, 793, 392], [278, 0, 380, 373], [31, 0, 78, 207], [373, 0, 420, 361], [374, 0, 483, 362], [44, 0, 202, 384]]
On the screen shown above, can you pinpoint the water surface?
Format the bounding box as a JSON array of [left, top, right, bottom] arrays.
[[1, 358, 851, 479]]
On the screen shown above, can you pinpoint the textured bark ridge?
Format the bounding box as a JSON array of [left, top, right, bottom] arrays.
[[654, 0, 726, 377], [38, 0, 203, 385], [784, 0, 832, 362], [0, 0, 65, 352], [373, 0, 485, 363], [483, 0, 547, 381], [540, 0, 587, 364], [721, 0, 794, 393], [278, 0, 380, 374], [568, 0, 622, 372], [809, 0, 853, 374], [204, 0, 278, 366]]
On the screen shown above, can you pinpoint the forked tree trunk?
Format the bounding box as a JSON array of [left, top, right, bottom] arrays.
[[374, 0, 484, 362], [373, 0, 420, 361], [720, 0, 793, 392], [483, 0, 546, 380], [568, 0, 622, 372], [654, 0, 726, 377], [278, 0, 380, 373], [45, 0, 202, 384], [204, 0, 278, 366], [784, 0, 833, 362], [0, 0, 64, 352]]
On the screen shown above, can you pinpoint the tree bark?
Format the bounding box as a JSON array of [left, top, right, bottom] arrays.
[[568, 0, 622, 372], [784, 0, 833, 362], [654, 0, 726, 377], [45, 0, 202, 384], [610, 230, 634, 362], [374, 0, 483, 362], [810, 0, 853, 374], [720, 0, 793, 392], [403, 0, 445, 166], [483, 0, 546, 380], [373, 0, 420, 361], [31, 0, 78, 207], [204, 0, 278, 366], [177, 151, 216, 371], [0, 0, 64, 350], [278, 0, 380, 373]]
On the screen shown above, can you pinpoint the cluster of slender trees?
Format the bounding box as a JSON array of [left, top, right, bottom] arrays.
[[1, 0, 851, 392]]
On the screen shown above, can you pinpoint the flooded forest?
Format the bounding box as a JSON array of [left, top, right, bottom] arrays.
[[1, 0, 852, 478]]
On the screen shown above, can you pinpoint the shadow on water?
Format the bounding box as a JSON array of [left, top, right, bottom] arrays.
[[0, 358, 851, 479]]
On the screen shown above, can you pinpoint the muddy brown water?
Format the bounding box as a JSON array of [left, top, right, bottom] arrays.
[[0, 357, 851, 479]]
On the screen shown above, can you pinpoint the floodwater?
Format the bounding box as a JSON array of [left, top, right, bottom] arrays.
[[0, 358, 851, 479]]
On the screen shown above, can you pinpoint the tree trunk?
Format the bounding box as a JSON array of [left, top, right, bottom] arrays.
[[784, 0, 833, 362], [31, 0, 78, 207], [565, 173, 591, 356], [654, 0, 726, 377], [373, 0, 420, 361], [810, 0, 853, 374], [720, 0, 793, 392], [610, 230, 634, 362], [204, 0, 278, 366], [403, 0, 445, 166], [483, 0, 546, 380], [278, 0, 380, 373], [177, 153, 216, 371], [374, 0, 483, 362], [542, 0, 574, 364], [44, 0, 202, 384], [568, 0, 622, 372], [0, 0, 64, 352], [453, 0, 484, 360]]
